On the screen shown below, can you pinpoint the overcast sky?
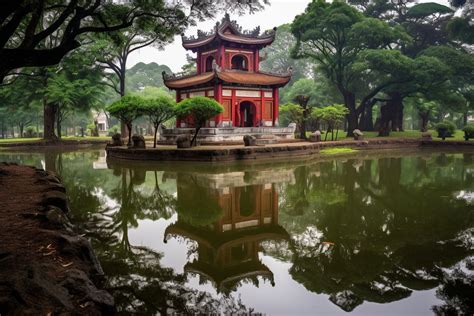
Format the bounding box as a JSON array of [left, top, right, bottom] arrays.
[[127, 0, 450, 72]]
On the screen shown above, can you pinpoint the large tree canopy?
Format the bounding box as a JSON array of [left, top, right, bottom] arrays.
[[0, 0, 269, 82], [291, 0, 410, 135]]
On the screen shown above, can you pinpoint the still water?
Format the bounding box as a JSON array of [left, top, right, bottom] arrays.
[[1, 149, 473, 315]]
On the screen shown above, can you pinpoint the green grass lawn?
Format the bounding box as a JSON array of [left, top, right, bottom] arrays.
[[307, 129, 467, 141], [0, 136, 109, 144], [320, 147, 357, 155]]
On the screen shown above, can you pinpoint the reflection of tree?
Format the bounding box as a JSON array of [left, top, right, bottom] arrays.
[[278, 154, 474, 311], [175, 173, 223, 227], [433, 256, 474, 315], [63, 157, 252, 314]]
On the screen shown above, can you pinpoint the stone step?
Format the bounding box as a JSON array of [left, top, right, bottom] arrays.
[[254, 138, 278, 145]]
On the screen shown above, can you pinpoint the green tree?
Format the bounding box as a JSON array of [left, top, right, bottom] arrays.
[[291, 0, 410, 136], [106, 95, 144, 146], [279, 103, 304, 136], [313, 104, 349, 141], [175, 97, 223, 146], [285, 79, 321, 139], [142, 96, 176, 148], [126, 62, 173, 92], [260, 24, 312, 83], [0, 1, 268, 83]]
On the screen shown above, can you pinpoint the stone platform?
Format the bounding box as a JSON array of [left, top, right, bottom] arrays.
[[159, 126, 296, 144], [106, 138, 474, 163]]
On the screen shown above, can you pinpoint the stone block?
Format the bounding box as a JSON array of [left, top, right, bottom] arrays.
[[309, 130, 321, 142], [421, 132, 432, 140], [110, 133, 123, 146], [353, 129, 364, 140], [176, 134, 191, 148], [132, 135, 146, 148], [243, 135, 257, 146]]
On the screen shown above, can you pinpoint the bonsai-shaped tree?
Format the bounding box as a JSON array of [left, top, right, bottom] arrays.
[[142, 96, 176, 148], [285, 79, 320, 139], [313, 104, 348, 141], [175, 96, 223, 146], [280, 103, 304, 136], [106, 95, 144, 146]]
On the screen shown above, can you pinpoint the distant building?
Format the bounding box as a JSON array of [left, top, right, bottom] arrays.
[[93, 110, 109, 136]]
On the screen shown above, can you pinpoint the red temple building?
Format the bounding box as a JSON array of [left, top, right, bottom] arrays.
[[162, 14, 293, 141]]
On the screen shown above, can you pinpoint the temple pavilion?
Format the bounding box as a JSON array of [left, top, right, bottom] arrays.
[[162, 14, 293, 142]]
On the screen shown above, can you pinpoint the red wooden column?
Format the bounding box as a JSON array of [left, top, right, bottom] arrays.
[[258, 90, 264, 126], [254, 49, 259, 72], [219, 44, 225, 68], [176, 91, 182, 127], [231, 90, 236, 127], [196, 51, 202, 74], [272, 87, 279, 126], [215, 83, 223, 126]]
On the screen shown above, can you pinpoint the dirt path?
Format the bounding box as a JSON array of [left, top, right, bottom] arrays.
[[0, 163, 114, 315]]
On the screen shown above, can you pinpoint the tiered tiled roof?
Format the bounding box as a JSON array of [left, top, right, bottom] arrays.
[[181, 13, 276, 51], [163, 69, 291, 89]]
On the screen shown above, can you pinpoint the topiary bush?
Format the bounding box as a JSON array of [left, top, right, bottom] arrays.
[[435, 121, 456, 140], [462, 124, 474, 141], [176, 96, 223, 146]]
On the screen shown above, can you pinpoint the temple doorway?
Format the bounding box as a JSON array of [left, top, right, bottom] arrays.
[[239, 101, 256, 127]]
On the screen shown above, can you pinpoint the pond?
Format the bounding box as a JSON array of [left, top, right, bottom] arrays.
[[0, 148, 473, 315]]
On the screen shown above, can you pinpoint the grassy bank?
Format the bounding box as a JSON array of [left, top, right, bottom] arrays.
[[0, 136, 110, 144], [308, 129, 467, 141]]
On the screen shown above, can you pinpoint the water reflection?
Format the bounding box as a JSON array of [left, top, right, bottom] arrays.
[[164, 170, 291, 294], [0, 149, 472, 314]]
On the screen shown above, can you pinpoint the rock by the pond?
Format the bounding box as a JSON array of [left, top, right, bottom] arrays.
[[176, 134, 191, 148], [244, 135, 257, 146], [309, 130, 321, 142], [353, 129, 364, 140], [422, 132, 432, 140], [288, 122, 297, 133], [41, 191, 70, 212], [132, 135, 146, 148], [110, 133, 123, 146]]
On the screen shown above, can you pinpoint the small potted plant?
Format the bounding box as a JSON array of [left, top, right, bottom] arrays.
[[435, 121, 456, 140], [462, 124, 474, 141]]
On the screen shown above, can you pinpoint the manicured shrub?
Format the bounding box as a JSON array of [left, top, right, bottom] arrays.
[[176, 96, 223, 146], [462, 124, 474, 141], [141, 96, 176, 148], [106, 95, 145, 146], [435, 121, 456, 140]]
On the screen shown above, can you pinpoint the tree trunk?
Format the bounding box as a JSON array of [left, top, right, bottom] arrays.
[[344, 92, 358, 137], [420, 112, 429, 132], [19, 123, 24, 138], [378, 102, 393, 137], [153, 124, 158, 148], [463, 111, 468, 126], [360, 103, 374, 131], [191, 127, 200, 146], [389, 92, 403, 132], [43, 102, 57, 141], [126, 123, 132, 147], [56, 109, 62, 139]]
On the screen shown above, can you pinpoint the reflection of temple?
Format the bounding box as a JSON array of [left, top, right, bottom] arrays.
[[164, 171, 291, 294]]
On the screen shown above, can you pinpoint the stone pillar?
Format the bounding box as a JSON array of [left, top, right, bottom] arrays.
[[197, 51, 202, 74]]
